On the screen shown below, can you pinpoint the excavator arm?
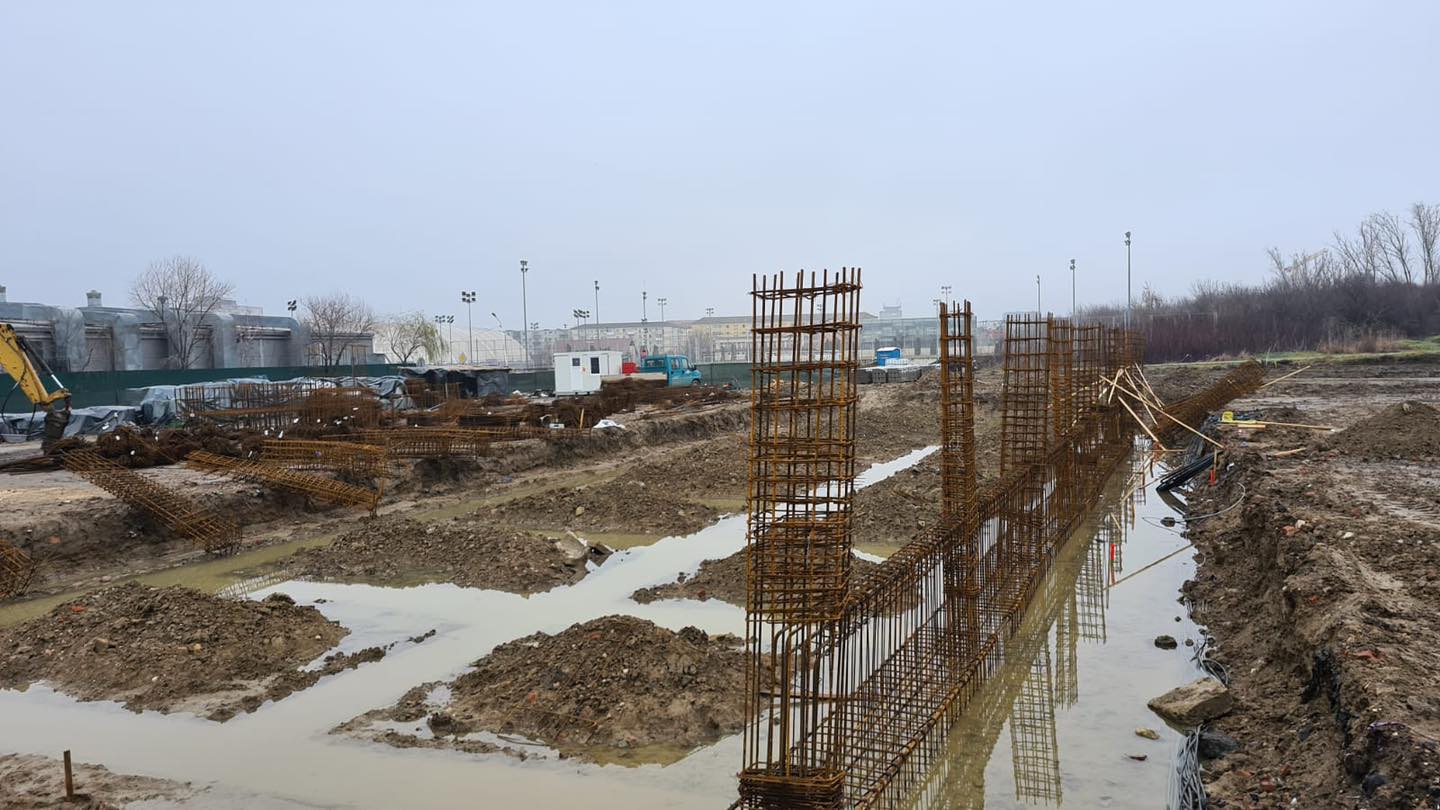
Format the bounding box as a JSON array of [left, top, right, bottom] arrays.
[[0, 322, 70, 408]]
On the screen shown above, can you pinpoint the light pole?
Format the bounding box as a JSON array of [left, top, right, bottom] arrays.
[[520, 260, 530, 369], [460, 291, 476, 363], [657, 297, 667, 322], [530, 321, 539, 362], [940, 284, 952, 304], [594, 280, 600, 327], [1035, 275, 1041, 316], [1125, 231, 1132, 329], [1070, 259, 1077, 319], [641, 289, 648, 356]]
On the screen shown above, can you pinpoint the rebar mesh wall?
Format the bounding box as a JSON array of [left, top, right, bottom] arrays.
[[740, 268, 862, 808], [62, 449, 241, 553], [740, 294, 1151, 810]]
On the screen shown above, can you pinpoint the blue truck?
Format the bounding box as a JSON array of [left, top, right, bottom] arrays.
[[635, 354, 703, 386]]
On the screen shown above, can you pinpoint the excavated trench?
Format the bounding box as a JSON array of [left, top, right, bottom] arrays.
[[0, 444, 1210, 809]]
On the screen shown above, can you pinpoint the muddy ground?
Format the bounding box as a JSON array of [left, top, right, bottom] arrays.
[[0, 582, 388, 721], [0, 753, 194, 809], [285, 515, 607, 593], [630, 548, 879, 607], [335, 615, 748, 764], [1181, 366, 1440, 808], [0, 400, 750, 600]]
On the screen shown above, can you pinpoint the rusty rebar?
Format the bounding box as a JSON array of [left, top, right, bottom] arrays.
[[260, 439, 387, 478], [184, 451, 380, 512], [63, 449, 241, 554], [0, 539, 35, 600]]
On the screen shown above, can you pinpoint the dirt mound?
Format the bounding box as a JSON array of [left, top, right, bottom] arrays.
[[340, 615, 749, 763], [614, 432, 748, 506], [851, 404, 1001, 547], [856, 385, 940, 464], [1326, 400, 1440, 460], [0, 753, 194, 809], [0, 582, 372, 721], [1185, 445, 1440, 806], [482, 478, 721, 538], [286, 515, 604, 593], [631, 549, 878, 606]]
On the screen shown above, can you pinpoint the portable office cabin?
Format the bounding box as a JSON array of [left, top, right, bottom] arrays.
[[553, 350, 623, 395]]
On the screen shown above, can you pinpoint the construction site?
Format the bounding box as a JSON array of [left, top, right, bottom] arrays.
[[1, 269, 1434, 809]]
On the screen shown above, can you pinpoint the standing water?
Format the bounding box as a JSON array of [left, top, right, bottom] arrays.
[[0, 446, 1203, 809]]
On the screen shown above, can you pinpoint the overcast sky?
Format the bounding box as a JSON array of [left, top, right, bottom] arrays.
[[3, 2, 1438, 327]]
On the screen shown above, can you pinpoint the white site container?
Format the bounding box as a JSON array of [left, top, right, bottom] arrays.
[[553, 350, 624, 395]]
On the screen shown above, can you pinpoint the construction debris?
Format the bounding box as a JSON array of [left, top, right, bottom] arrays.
[[183, 451, 380, 512], [0, 539, 35, 600]]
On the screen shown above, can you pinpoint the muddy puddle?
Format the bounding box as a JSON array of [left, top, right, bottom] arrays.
[[0, 444, 1205, 809]]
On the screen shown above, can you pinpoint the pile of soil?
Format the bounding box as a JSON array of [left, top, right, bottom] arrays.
[[0, 583, 374, 721], [1325, 400, 1440, 460], [856, 385, 940, 464], [482, 478, 721, 538], [1183, 443, 1440, 807], [612, 432, 748, 506], [851, 404, 1001, 547], [340, 615, 749, 763], [632, 548, 878, 606], [0, 753, 193, 809], [286, 515, 604, 593]]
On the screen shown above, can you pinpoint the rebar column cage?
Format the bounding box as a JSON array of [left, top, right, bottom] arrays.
[[62, 449, 241, 553], [740, 268, 862, 808]]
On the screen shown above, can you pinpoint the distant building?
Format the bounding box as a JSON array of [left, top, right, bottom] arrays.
[[0, 289, 379, 373]]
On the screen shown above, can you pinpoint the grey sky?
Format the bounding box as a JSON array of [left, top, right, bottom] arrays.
[[3, 1, 1437, 327]]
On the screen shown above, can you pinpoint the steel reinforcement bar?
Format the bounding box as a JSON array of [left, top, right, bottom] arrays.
[[740, 268, 863, 809], [184, 451, 381, 512], [0, 539, 36, 600], [1154, 359, 1265, 444], [62, 449, 242, 554], [259, 439, 388, 478]]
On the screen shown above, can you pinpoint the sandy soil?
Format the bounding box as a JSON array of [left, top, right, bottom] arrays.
[[335, 615, 748, 764], [0, 583, 386, 721], [1180, 367, 1440, 808], [285, 515, 607, 593], [0, 753, 195, 809]]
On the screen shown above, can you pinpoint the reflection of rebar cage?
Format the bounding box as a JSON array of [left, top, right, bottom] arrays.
[[0, 539, 36, 600], [1010, 643, 1062, 804], [1075, 537, 1108, 643], [740, 269, 862, 810], [63, 449, 241, 553]]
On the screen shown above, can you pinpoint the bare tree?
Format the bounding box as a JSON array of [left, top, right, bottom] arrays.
[[130, 255, 235, 369], [1411, 201, 1440, 284], [1370, 211, 1414, 283], [1333, 222, 1384, 281], [302, 293, 377, 369], [377, 311, 446, 364]]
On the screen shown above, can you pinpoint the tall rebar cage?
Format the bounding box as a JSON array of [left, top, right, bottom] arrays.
[[739, 287, 1263, 808], [740, 268, 862, 808]]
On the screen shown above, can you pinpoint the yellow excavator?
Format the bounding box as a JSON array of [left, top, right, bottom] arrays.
[[1, 322, 72, 449]]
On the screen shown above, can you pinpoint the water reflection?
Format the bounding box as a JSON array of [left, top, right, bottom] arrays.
[[912, 453, 1197, 810]]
